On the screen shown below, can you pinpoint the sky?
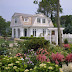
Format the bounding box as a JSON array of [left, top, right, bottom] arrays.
[[0, 0, 72, 21]]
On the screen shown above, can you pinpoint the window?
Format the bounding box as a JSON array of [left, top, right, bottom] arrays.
[[24, 18, 29, 22], [33, 29, 36, 36], [42, 19, 45, 23], [43, 29, 46, 36], [33, 29, 34, 36], [37, 18, 41, 23], [52, 30, 55, 35], [15, 18, 17, 23]]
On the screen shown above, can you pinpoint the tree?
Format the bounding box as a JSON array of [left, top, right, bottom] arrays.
[[57, 0, 62, 47], [0, 16, 11, 38], [34, 0, 63, 47], [0, 16, 6, 35], [60, 15, 72, 34], [37, 0, 63, 23]]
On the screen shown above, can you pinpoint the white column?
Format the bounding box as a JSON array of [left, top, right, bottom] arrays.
[[30, 28, 33, 36], [16, 28, 18, 38], [50, 30, 52, 44], [55, 30, 58, 45], [12, 28, 14, 38], [20, 28, 24, 37], [61, 30, 63, 43]]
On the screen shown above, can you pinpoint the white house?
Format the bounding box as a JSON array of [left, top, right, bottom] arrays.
[[10, 13, 64, 45]]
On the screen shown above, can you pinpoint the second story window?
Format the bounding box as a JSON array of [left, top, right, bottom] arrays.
[[37, 18, 41, 23], [42, 19, 45, 23], [24, 18, 29, 22], [15, 18, 17, 23]]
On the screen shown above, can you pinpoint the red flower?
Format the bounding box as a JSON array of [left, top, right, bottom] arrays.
[[66, 53, 72, 62], [64, 44, 70, 48], [51, 52, 64, 64]]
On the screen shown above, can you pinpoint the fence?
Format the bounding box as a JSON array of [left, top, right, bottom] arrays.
[[63, 33, 72, 43]]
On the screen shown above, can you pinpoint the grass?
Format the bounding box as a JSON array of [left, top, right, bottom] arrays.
[[0, 38, 14, 44]]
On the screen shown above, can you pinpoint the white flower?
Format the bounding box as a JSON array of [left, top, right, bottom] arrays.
[[21, 58, 24, 60], [48, 66, 53, 70], [5, 67, 10, 69], [68, 63, 72, 71], [8, 63, 13, 66], [16, 61, 19, 63], [39, 63, 46, 68], [13, 66, 17, 69], [24, 69, 29, 72], [9, 52, 11, 54]]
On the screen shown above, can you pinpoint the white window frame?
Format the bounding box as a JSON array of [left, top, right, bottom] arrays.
[[24, 18, 29, 22], [42, 18, 45, 23], [37, 18, 41, 23], [15, 18, 17, 23]]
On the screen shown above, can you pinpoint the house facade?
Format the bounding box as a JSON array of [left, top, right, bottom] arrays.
[[10, 13, 64, 45]]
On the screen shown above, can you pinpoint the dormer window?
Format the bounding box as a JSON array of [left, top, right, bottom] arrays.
[[15, 18, 17, 23], [42, 19, 45, 23], [24, 18, 29, 22], [37, 18, 41, 23]]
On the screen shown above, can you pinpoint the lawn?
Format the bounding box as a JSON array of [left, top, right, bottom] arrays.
[[0, 38, 14, 44]]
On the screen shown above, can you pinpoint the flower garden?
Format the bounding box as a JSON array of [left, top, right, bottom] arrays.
[[0, 38, 72, 72]]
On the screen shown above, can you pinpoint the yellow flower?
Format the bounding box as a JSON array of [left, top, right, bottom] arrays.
[[59, 68, 63, 72], [0, 62, 2, 65], [44, 65, 46, 68], [10, 57, 12, 59], [34, 66, 37, 69], [47, 62, 50, 63], [30, 68, 32, 70], [39, 63, 46, 68], [5, 67, 10, 69], [8, 63, 13, 66], [55, 64, 58, 67], [13, 66, 17, 69], [24, 69, 29, 72], [18, 59, 21, 60], [14, 56, 16, 58], [16, 61, 19, 63], [48, 66, 53, 70], [3, 58, 6, 59], [7, 59, 9, 60]]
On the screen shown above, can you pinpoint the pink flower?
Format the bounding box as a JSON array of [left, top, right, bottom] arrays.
[[64, 44, 70, 48], [16, 53, 22, 57], [66, 53, 72, 62], [55, 59, 59, 64], [51, 52, 64, 64], [47, 58, 50, 62]]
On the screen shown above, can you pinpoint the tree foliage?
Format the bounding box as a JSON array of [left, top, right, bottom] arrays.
[[0, 16, 11, 36], [37, 0, 63, 22], [60, 15, 72, 34]]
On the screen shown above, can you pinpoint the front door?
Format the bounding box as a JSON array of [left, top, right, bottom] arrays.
[[24, 29, 27, 37]]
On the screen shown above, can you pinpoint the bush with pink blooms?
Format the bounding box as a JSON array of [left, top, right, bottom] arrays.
[[65, 53, 72, 63], [63, 44, 70, 49], [36, 48, 50, 62], [51, 52, 64, 66]]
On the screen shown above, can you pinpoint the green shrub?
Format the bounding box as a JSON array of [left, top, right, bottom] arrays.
[[20, 37, 44, 40], [0, 47, 7, 55], [32, 62, 61, 72], [64, 39, 68, 44], [18, 38, 50, 52], [0, 55, 27, 72]]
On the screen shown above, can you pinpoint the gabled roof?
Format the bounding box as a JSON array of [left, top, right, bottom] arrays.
[[12, 13, 32, 17]]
